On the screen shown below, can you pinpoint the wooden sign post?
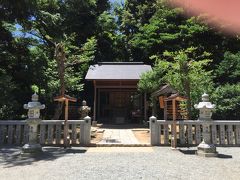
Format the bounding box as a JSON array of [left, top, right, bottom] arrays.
[[164, 93, 188, 149], [54, 95, 77, 148]]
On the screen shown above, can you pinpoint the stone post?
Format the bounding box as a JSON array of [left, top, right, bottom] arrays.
[[22, 93, 45, 153], [80, 116, 91, 146], [150, 116, 160, 145], [194, 93, 218, 157]]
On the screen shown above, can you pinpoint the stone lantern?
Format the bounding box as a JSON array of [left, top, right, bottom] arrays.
[[194, 93, 218, 157], [22, 93, 45, 153]]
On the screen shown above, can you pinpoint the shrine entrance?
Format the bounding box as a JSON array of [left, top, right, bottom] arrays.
[[98, 89, 143, 124]]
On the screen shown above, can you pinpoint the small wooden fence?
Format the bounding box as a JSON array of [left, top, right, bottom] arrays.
[[150, 117, 240, 146], [0, 119, 91, 146]]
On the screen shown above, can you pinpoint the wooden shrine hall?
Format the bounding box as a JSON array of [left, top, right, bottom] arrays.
[[151, 84, 188, 121], [85, 62, 152, 124]]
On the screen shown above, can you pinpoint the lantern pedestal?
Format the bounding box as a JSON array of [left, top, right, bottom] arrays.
[[196, 121, 218, 157], [22, 118, 42, 153], [22, 144, 42, 153], [196, 142, 218, 157]]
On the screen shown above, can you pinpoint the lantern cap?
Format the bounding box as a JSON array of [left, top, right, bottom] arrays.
[[24, 93, 45, 110], [194, 93, 215, 109], [32, 93, 39, 102], [202, 93, 209, 102]]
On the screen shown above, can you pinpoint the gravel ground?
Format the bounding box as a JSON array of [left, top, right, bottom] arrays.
[[0, 146, 239, 180]]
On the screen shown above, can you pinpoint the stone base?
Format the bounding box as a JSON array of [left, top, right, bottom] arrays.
[[196, 142, 218, 157], [22, 143, 42, 154], [92, 121, 97, 127]]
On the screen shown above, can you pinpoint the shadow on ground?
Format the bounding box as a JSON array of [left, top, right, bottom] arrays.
[[179, 149, 196, 155], [0, 146, 87, 168], [100, 124, 148, 129], [217, 154, 232, 159], [179, 148, 233, 159]]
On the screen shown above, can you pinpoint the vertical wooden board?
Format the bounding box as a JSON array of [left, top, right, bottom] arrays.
[[195, 125, 201, 144], [15, 125, 22, 145], [234, 125, 240, 145], [163, 124, 169, 145], [71, 124, 77, 145], [227, 125, 233, 145], [0, 125, 6, 144], [158, 124, 162, 145], [211, 125, 217, 144], [220, 125, 226, 145], [23, 125, 29, 144], [179, 124, 185, 145], [187, 124, 193, 145], [55, 124, 62, 145], [7, 125, 14, 144], [47, 124, 54, 144], [164, 101, 167, 120], [40, 124, 46, 144]]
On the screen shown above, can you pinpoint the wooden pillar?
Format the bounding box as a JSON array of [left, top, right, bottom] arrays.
[[164, 98, 167, 120], [93, 80, 97, 122], [144, 93, 147, 122], [97, 89, 101, 119], [64, 100, 69, 148], [171, 99, 177, 149], [152, 97, 157, 117]]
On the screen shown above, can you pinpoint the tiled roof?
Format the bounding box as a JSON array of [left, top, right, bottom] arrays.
[[85, 62, 152, 80]]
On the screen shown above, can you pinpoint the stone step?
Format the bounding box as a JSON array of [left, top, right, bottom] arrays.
[[96, 143, 151, 147]]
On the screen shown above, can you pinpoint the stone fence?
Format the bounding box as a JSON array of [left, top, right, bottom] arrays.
[[150, 117, 240, 146], [0, 118, 91, 146]]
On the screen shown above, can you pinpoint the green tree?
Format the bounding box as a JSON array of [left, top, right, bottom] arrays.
[[212, 84, 240, 120], [138, 47, 213, 118], [0, 1, 37, 119], [214, 51, 240, 85]]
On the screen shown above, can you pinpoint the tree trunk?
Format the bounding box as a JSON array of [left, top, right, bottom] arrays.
[[52, 43, 66, 119], [52, 102, 63, 120], [184, 80, 191, 119], [181, 61, 191, 119]]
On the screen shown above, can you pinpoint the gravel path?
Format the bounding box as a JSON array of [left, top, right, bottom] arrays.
[[0, 146, 239, 180]]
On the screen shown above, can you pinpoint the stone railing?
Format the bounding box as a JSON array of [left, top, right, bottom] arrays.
[[150, 117, 240, 146], [0, 118, 91, 146]]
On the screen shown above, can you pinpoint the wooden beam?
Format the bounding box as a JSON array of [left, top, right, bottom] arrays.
[[172, 99, 177, 149], [64, 100, 69, 148], [97, 87, 100, 120], [95, 85, 137, 89], [144, 93, 147, 122], [164, 97, 167, 120], [93, 80, 97, 122]]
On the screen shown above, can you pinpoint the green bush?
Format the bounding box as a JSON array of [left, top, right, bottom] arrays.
[[212, 83, 240, 120]]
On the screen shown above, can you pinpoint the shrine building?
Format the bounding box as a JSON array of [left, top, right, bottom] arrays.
[[85, 62, 152, 124]]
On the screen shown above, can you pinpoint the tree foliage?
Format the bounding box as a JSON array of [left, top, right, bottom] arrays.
[[138, 47, 213, 118], [0, 0, 240, 120], [212, 84, 240, 120]]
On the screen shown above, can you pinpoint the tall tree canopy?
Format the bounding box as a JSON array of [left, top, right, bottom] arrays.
[[0, 0, 240, 120]]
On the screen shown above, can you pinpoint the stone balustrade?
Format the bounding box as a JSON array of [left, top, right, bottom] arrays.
[[0, 117, 91, 146], [150, 117, 240, 146]]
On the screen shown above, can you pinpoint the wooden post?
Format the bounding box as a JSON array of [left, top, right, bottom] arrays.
[[144, 93, 147, 122], [54, 94, 76, 147], [93, 80, 97, 122], [164, 98, 167, 120], [171, 99, 177, 149], [97, 89, 100, 120], [64, 99, 69, 148], [152, 98, 157, 117]]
